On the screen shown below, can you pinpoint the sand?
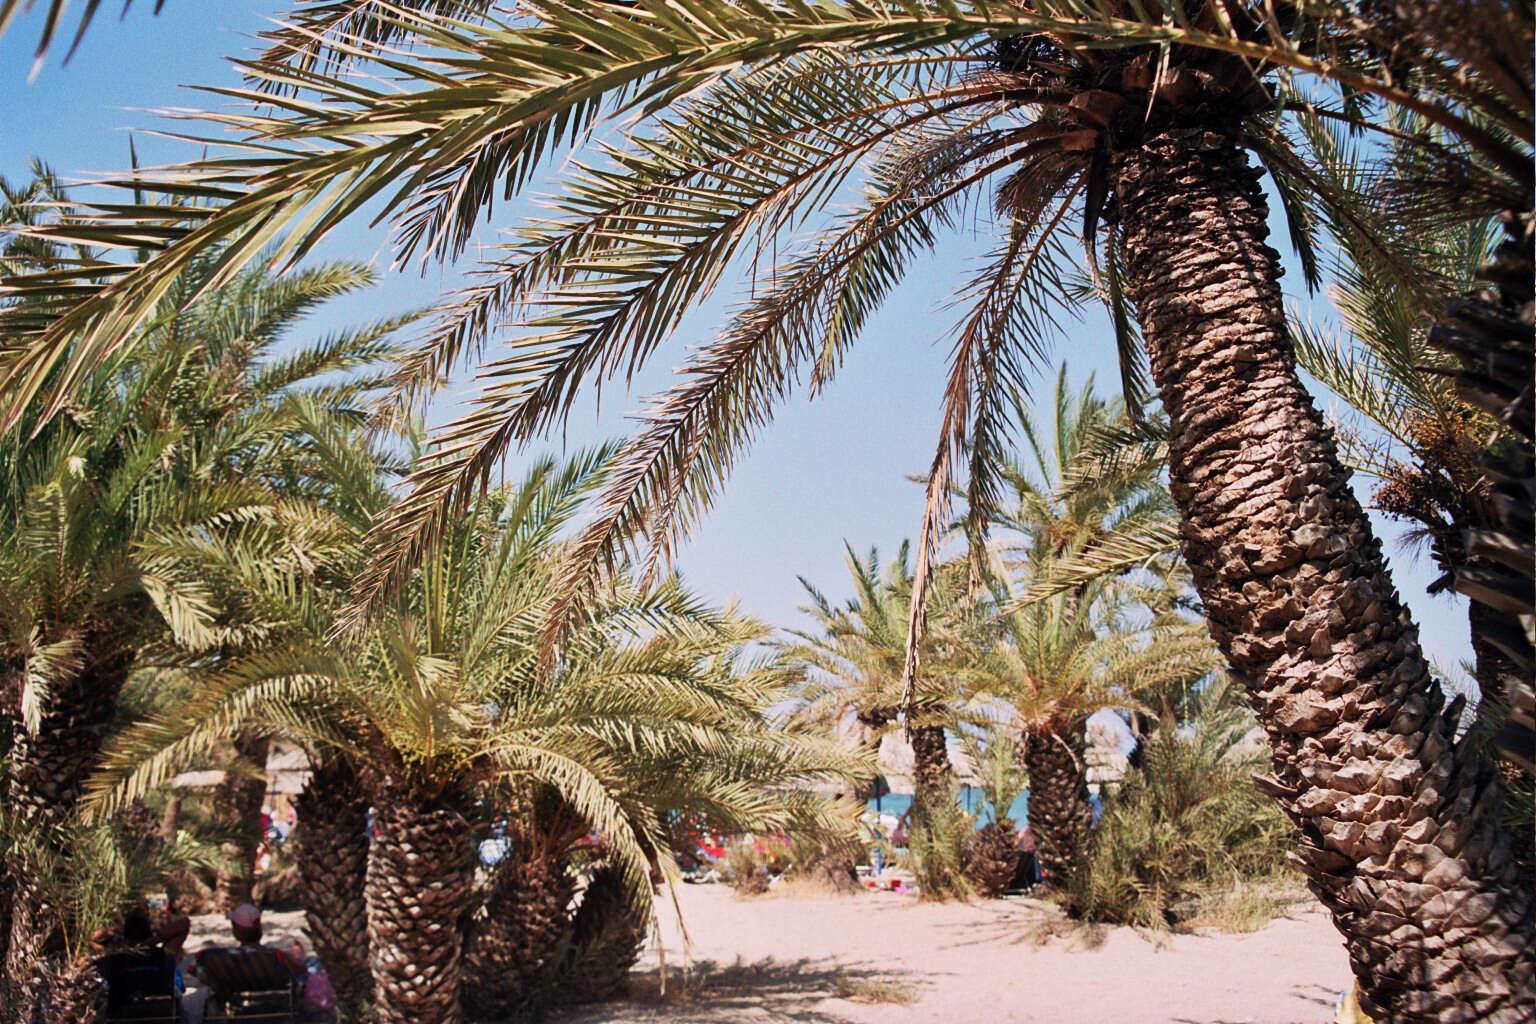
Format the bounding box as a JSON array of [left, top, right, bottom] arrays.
[[554, 884, 1352, 1024], [188, 886, 1352, 1024]]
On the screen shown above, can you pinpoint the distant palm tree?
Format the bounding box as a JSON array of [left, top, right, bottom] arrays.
[[786, 543, 959, 805], [785, 542, 975, 899], [972, 563, 1219, 886]]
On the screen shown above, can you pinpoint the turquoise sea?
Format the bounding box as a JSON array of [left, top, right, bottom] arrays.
[[866, 787, 1029, 827]]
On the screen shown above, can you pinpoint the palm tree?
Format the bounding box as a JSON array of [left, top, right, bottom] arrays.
[[1061, 674, 1293, 927], [2, 3, 1531, 1016], [91, 450, 860, 1023], [958, 725, 1025, 897], [972, 561, 1220, 886], [975, 369, 1172, 854], [786, 543, 955, 805], [787, 544, 985, 897], [0, 808, 219, 1024], [0, 174, 408, 1002], [291, 757, 372, 1013]]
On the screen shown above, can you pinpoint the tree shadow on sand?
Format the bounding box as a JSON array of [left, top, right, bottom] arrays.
[[548, 957, 920, 1023]]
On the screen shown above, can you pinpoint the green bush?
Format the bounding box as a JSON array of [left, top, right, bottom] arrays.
[[907, 790, 974, 901], [1060, 707, 1294, 928]]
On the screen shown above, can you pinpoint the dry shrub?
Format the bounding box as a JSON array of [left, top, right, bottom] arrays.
[[831, 972, 917, 1004]]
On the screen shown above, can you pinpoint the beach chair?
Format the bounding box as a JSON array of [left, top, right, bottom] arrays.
[[99, 951, 181, 1022], [1004, 850, 1038, 894], [196, 947, 304, 1023]]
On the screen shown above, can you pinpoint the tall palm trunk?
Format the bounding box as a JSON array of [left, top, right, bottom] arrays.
[[365, 787, 472, 1024], [294, 758, 371, 1012], [1022, 719, 1093, 887], [3, 631, 133, 1005], [908, 718, 953, 806], [1112, 127, 1534, 1022], [211, 732, 270, 910], [908, 715, 967, 897]]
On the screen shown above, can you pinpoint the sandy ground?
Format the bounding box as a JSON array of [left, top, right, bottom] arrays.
[[188, 886, 1352, 1024], [556, 884, 1352, 1024]]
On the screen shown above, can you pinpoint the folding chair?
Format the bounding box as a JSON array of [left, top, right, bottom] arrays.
[[99, 951, 181, 1022], [196, 947, 304, 1023]]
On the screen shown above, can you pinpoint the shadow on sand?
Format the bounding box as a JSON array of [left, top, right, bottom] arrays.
[[549, 956, 920, 1023]]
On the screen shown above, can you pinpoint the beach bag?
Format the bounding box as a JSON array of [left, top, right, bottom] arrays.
[[303, 968, 337, 1011]]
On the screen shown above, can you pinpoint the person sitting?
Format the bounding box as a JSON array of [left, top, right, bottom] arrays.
[[183, 904, 304, 1023], [97, 909, 180, 1020], [288, 940, 336, 1023]]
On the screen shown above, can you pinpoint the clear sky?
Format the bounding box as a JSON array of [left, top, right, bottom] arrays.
[[0, 2, 1476, 680]]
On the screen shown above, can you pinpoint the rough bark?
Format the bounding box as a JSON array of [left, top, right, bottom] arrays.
[[365, 788, 472, 1024], [2, 631, 133, 1007], [963, 820, 1021, 898], [210, 731, 271, 911], [1112, 127, 1534, 1023], [908, 721, 953, 806], [294, 758, 371, 1012], [462, 843, 576, 1019], [15, 957, 105, 1024], [1466, 601, 1533, 777], [907, 718, 968, 899], [1022, 721, 1093, 886], [558, 865, 646, 1005]]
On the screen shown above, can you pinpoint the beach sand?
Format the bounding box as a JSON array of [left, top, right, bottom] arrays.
[[555, 883, 1351, 1024], [189, 884, 1351, 1024]]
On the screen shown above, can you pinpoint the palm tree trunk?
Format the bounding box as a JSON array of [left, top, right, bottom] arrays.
[[1111, 127, 1534, 1022], [909, 720, 952, 806], [365, 787, 472, 1024], [16, 956, 105, 1024], [559, 864, 646, 1004], [3, 632, 133, 1006], [1021, 720, 1093, 887], [294, 758, 371, 1013], [962, 821, 1021, 898], [211, 732, 270, 910], [1466, 601, 1532, 771], [463, 847, 577, 1018], [908, 717, 967, 898], [157, 794, 181, 844]]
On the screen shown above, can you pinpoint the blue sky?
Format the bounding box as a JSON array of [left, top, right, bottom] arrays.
[[0, 2, 1476, 681]]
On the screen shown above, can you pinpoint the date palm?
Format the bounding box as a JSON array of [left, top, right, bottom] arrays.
[[91, 448, 859, 1023], [1, 1, 1531, 1017], [0, 807, 219, 1024], [958, 725, 1025, 897], [0, 233, 403, 1004], [785, 543, 958, 805], [973, 561, 1220, 886]]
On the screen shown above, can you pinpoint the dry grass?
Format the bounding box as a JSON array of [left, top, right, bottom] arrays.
[[1177, 877, 1311, 934], [830, 972, 918, 1005], [1019, 914, 1118, 951]]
